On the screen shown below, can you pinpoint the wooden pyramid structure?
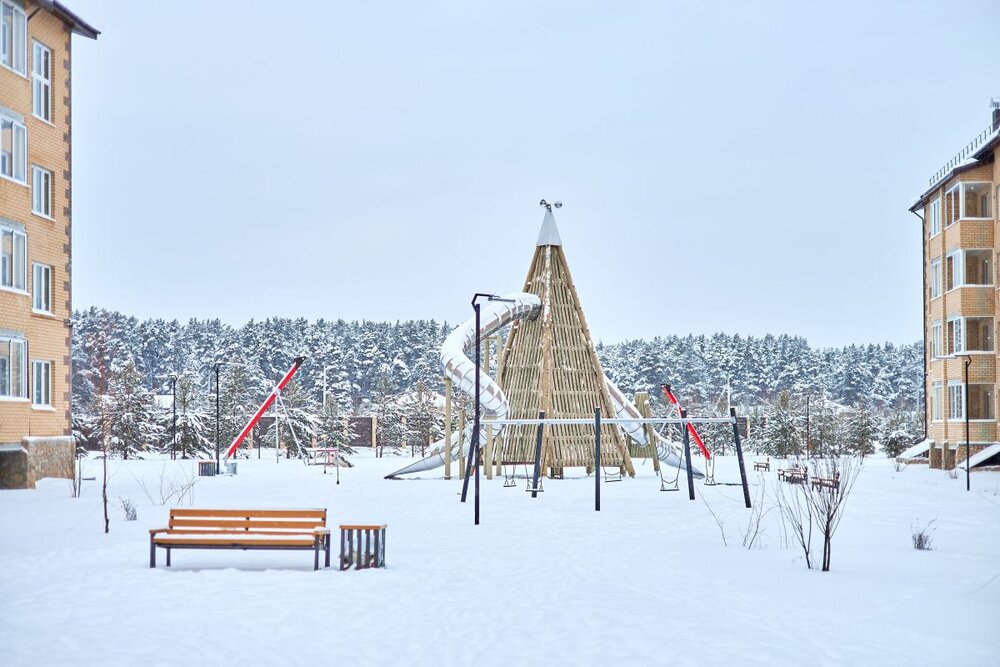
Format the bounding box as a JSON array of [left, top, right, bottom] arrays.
[[496, 205, 635, 477]]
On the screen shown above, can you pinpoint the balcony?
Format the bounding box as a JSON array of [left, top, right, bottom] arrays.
[[944, 181, 993, 227]]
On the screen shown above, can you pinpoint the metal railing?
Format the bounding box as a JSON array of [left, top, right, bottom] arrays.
[[929, 122, 999, 188]]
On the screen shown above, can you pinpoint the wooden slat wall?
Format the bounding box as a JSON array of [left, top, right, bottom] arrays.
[[497, 243, 634, 476]]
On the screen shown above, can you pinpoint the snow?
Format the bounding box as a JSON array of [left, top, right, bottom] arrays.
[[898, 438, 932, 460], [2, 452, 999, 666]]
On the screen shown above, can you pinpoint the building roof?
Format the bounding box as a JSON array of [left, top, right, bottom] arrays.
[[911, 125, 999, 212], [36, 1, 100, 39], [535, 208, 563, 246]]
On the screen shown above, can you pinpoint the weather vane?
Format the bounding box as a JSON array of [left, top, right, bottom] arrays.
[[539, 199, 563, 212]]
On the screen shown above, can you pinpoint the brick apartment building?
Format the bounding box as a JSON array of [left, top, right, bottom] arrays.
[[912, 103, 1000, 470], [0, 1, 97, 488]]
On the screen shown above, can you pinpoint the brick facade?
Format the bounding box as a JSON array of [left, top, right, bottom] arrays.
[[916, 109, 1000, 470], [0, 1, 97, 488]]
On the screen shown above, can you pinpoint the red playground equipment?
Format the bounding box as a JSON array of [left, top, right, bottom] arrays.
[[223, 356, 306, 464], [661, 384, 711, 459]]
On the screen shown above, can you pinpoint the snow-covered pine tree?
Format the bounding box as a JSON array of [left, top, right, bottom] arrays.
[[760, 391, 802, 458], [105, 359, 163, 459], [843, 396, 879, 457]]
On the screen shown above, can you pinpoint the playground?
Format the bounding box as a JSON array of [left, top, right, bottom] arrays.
[[0, 451, 998, 665]]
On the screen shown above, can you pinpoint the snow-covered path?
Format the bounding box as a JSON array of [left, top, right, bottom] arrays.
[[1, 453, 998, 666]]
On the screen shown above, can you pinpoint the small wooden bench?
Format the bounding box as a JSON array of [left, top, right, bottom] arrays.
[[753, 458, 771, 472], [339, 524, 387, 570], [811, 472, 840, 492], [778, 467, 808, 484], [150, 508, 331, 570]]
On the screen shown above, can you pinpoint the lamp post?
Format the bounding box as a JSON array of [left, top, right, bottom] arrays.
[[956, 354, 972, 491], [214, 362, 221, 473], [322, 364, 341, 485], [461, 293, 515, 525], [169, 373, 177, 460]]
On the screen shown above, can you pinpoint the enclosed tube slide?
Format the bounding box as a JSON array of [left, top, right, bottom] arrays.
[[386, 293, 702, 479], [385, 292, 542, 478]]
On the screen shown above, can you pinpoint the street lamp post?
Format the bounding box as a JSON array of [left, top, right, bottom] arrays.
[[957, 354, 972, 491], [461, 293, 515, 526], [169, 373, 177, 460], [322, 364, 341, 485], [214, 363, 221, 473]]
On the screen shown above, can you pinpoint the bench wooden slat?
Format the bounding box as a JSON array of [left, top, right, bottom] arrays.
[[168, 509, 326, 519], [154, 536, 316, 547], [169, 518, 326, 530]]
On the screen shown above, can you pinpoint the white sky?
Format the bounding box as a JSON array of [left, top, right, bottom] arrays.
[[66, 0, 1000, 348]]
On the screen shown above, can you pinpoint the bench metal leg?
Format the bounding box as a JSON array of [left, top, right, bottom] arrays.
[[314, 538, 320, 571], [166, 548, 171, 567], [325, 534, 331, 568], [149, 536, 156, 568]]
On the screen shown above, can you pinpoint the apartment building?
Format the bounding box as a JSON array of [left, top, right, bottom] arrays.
[[912, 103, 1000, 470], [0, 1, 97, 488]]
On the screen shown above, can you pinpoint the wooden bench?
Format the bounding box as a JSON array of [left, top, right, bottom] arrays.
[[811, 472, 840, 492], [778, 467, 808, 484], [149, 508, 331, 570], [753, 458, 771, 472], [339, 524, 387, 570]]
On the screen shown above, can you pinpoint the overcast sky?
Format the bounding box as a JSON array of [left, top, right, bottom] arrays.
[[66, 0, 1000, 348]]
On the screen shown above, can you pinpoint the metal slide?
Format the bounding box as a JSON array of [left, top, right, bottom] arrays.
[[385, 293, 702, 479]]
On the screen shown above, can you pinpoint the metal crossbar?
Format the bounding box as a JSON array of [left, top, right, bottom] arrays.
[[487, 417, 737, 426]]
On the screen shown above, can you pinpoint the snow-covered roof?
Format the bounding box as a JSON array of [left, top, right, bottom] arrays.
[[536, 209, 563, 247]]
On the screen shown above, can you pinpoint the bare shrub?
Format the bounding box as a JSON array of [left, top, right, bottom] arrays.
[[741, 480, 773, 550], [947, 467, 958, 480], [134, 463, 197, 506], [893, 459, 906, 473], [701, 496, 729, 547], [774, 468, 814, 569], [774, 455, 862, 571], [119, 497, 137, 521], [912, 519, 936, 550]]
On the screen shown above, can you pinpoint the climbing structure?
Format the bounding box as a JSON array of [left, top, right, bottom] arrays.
[[496, 205, 634, 477]]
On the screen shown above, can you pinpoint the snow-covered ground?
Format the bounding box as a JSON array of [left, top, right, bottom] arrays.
[[1, 451, 998, 666]]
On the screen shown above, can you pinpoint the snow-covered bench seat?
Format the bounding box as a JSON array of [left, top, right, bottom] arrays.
[[149, 508, 331, 570]]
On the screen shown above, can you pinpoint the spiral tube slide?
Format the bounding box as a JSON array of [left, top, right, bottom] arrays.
[[385, 289, 704, 480], [384, 292, 542, 478]]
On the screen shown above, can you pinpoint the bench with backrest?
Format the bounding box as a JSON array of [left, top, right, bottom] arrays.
[[777, 466, 808, 484], [753, 458, 771, 472], [149, 508, 331, 570], [811, 471, 840, 492]]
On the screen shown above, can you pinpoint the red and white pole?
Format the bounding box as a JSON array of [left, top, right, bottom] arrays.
[[661, 384, 711, 459], [224, 356, 306, 462]]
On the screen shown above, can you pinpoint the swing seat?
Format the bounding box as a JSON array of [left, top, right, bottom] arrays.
[[503, 477, 517, 488]]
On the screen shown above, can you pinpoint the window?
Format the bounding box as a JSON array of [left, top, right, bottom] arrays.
[[32, 262, 51, 313], [963, 249, 992, 285], [32, 165, 51, 217], [0, 113, 27, 183], [945, 182, 993, 223], [947, 317, 964, 354], [1, 224, 26, 291], [969, 384, 995, 420], [945, 251, 962, 291], [930, 321, 942, 358], [31, 41, 51, 122], [930, 259, 941, 298], [32, 360, 51, 407], [929, 197, 941, 237], [948, 381, 964, 420], [0, 0, 26, 75], [965, 317, 994, 352], [931, 382, 943, 421], [0, 336, 26, 398]]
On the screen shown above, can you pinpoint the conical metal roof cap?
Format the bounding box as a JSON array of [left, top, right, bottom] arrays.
[[536, 208, 563, 247]]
